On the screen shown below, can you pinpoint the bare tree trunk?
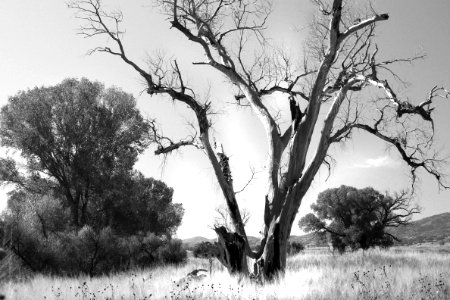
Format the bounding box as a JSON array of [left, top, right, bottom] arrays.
[[70, 200, 79, 228], [80, 187, 89, 226], [255, 221, 289, 280], [214, 226, 248, 275], [66, 188, 81, 228]]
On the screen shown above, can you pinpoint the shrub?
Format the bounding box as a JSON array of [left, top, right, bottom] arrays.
[[158, 239, 187, 264], [193, 242, 218, 258], [3, 220, 184, 276], [0, 179, 184, 276], [289, 242, 305, 255]]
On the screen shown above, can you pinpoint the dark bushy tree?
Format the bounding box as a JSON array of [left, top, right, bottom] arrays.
[[1, 175, 184, 273], [299, 185, 419, 251], [99, 173, 184, 236], [288, 241, 305, 255], [158, 239, 187, 264], [0, 78, 186, 276], [193, 241, 219, 259], [0, 78, 150, 227]]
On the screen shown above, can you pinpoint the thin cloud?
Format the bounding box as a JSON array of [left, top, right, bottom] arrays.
[[353, 155, 400, 169]]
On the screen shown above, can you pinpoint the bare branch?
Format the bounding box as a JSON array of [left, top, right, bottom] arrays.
[[367, 79, 446, 119], [235, 166, 260, 194], [339, 13, 389, 43], [351, 122, 449, 189], [147, 120, 202, 155]]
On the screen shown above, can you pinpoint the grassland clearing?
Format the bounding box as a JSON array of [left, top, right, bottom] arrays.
[[1, 245, 449, 299]]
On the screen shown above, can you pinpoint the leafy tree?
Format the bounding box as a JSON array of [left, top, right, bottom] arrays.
[[299, 186, 420, 252], [193, 241, 219, 259], [70, 0, 449, 279], [0, 78, 186, 275], [0, 78, 150, 227], [92, 172, 184, 236]]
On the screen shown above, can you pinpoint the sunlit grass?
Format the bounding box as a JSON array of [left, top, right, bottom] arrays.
[[1, 246, 449, 299]]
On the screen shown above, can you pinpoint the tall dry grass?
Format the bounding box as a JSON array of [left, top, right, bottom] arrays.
[[1, 245, 449, 299]]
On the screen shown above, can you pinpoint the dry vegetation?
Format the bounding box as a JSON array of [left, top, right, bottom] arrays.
[[1, 245, 449, 300]]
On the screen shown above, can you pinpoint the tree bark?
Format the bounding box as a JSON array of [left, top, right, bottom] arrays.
[[70, 199, 80, 228], [214, 226, 248, 275], [255, 221, 289, 281], [65, 187, 81, 228], [80, 186, 90, 226]]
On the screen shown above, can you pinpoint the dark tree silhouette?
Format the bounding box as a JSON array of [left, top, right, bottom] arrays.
[[97, 172, 184, 236], [0, 78, 150, 227], [0, 78, 185, 276], [0, 173, 184, 275], [299, 185, 420, 251]]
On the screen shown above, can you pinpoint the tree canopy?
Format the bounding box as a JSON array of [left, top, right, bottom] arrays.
[[94, 172, 184, 236], [0, 78, 150, 227], [299, 185, 420, 251]]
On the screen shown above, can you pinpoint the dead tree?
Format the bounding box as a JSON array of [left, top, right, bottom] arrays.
[[70, 0, 449, 280]]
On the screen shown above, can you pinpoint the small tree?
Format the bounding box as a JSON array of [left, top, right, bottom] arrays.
[[299, 185, 420, 251], [193, 241, 219, 275], [288, 241, 305, 256]]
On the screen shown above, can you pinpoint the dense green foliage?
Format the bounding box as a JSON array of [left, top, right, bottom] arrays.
[[193, 241, 219, 259], [0, 78, 185, 276], [299, 185, 417, 252]]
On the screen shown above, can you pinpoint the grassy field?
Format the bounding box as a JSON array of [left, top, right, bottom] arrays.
[[1, 245, 450, 299]]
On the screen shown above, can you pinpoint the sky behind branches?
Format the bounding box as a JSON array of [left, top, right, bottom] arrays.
[[0, 0, 449, 238]]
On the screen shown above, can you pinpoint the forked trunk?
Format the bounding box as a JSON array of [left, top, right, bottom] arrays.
[[214, 222, 291, 280]]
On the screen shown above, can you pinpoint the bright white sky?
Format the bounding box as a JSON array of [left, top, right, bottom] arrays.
[[0, 0, 449, 239]]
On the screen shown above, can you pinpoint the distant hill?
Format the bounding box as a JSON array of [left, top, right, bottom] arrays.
[[183, 212, 450, 249], [388, 212, 450, 245]]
